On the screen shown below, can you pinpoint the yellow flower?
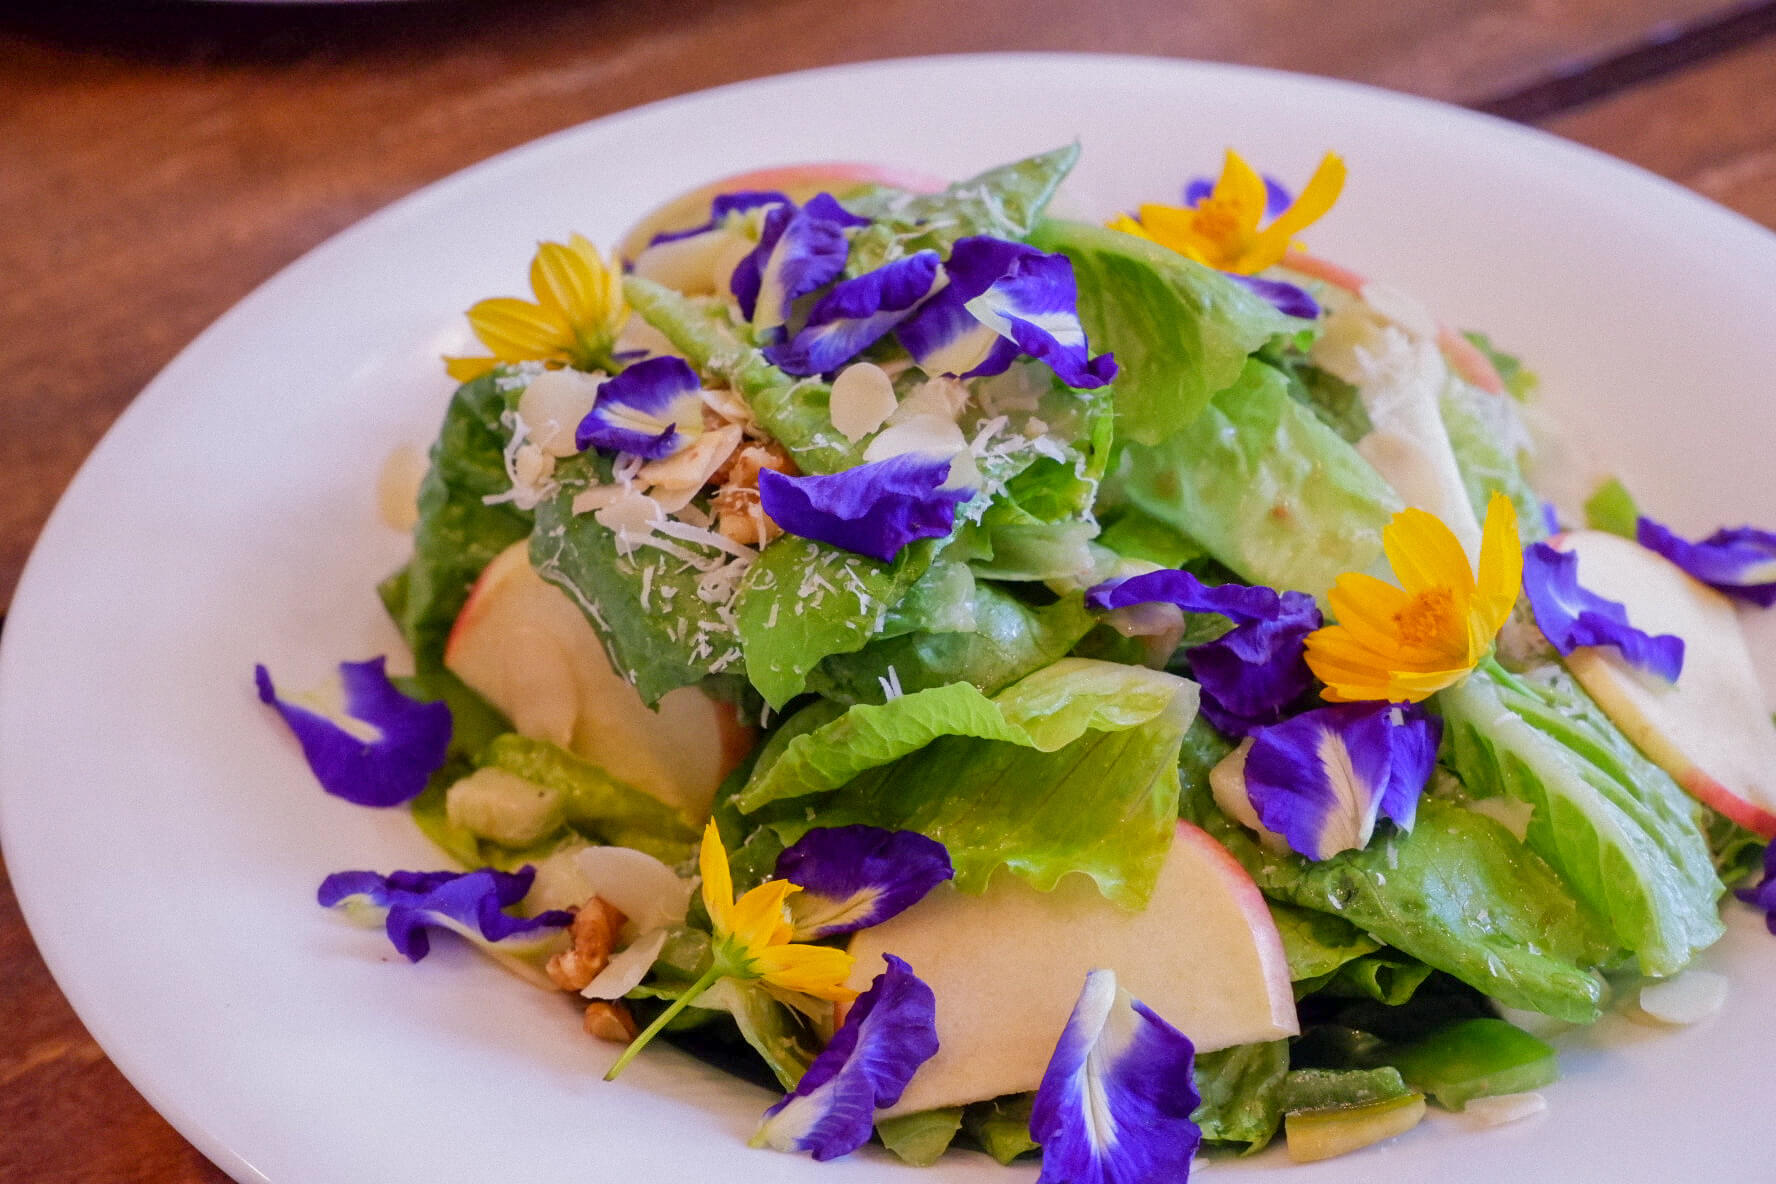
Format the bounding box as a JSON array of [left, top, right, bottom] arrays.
[[1107, 150, 1346, 275], [444, 232, 628, 380], [699, 820, 856, 1003], [1306, 492, 1522, 703]]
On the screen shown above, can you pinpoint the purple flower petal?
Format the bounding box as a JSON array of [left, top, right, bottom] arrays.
[[1542, 502, 1563, 536], [1637, 517, 1776, 608], [898, 236, 1116, 389], [318, 865, 572, 961], [1030, 969, 1201, 1184], [1524, 543, 1685, 682], [754, 954, 940, 1161], [734, 193, 868, 331], [646, 189, 790, 247], [773, 826, 954, 940], [1183, 174, 1292, 217], [1735, 843, 1776, 935], [576, 355, 705, 459], [762, 251, 943, 377], [1241, 702, 1440, 861], [1225, 272, 1319, 320], [758, 454, 973, 563], [1088, 571, 1322, 736], [255, 658, 450, 807]]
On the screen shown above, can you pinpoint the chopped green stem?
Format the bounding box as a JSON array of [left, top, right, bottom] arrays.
[[604, 964, 726, 1082]]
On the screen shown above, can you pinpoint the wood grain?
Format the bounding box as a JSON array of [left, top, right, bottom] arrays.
[[0, 1, 1769, 1179]]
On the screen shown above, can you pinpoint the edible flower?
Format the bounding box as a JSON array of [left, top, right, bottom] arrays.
[[1734, 842, 1776, 934], [763, 251, 944, 376], [897, 236, 1117, 389], [1637, 517, 1776, 607], [1305, 492, 1522, 703], [603, 820, 858, 1080], [1239, 702, 1440, 861], [732, 193, 868, 331], [1107, 149, 1345, 275], [1523, 542, 1684, 681], [774, 826, 954, 940], [1184, 171, 1293, 216], [752, 955, 940, 1161], [255, 658, 450, 807], [1087, 569, 1321, 735], [318, 865, 572, 978], [445, 233, 628, 381], [1029, 969, 1201, 1184], [758, 453, 973, 563], [646, 190, 790, 247], [574, 355, 706, 459]]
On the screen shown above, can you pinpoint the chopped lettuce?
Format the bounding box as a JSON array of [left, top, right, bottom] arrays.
[[843, 145, 1080, 275], [1583, 476, 1640, 539], [1438, 660, 1724, 977], [1439, 377, 1547, 542], [876, 1108, 966, 1167], [1195, 796, 1615, 1021], [1028, 219, 1297, 444], [1462, 330, 1539, 402], [1111, 359, 1400, 597], [386, 371, 533, 668], [1271, 903, 1383, 983], [477, 733, 697, 864], [1193, 1041, 1289, 1153], [963, 1094, 1039, 1165]]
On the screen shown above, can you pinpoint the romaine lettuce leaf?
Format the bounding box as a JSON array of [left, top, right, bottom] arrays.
[[746, 661, 1198, 908], [842, 145, 1080, 275], [1439, 378, 1547, 543], [1270, 902, 1382, 983], [1438, 660, 1724, 977], [1195, 796, 1615, 1021], [1192, 1041, 1289, 1153], [876, 1108, 965, 1167], [962, 1095, 1038, 1165], [386, 371, 533, 668], [1110, 359, 1400, 597], [529, 452, 744, 704], [1027, 219, 1297, 445]]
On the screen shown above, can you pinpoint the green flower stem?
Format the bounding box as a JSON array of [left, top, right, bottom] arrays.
[[603, 964, 725, 1082]]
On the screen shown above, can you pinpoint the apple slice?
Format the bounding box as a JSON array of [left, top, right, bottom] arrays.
[[841, 820, 1298, 1117], [1552, 529, 1776, 836], [443, 542, 751, 820]]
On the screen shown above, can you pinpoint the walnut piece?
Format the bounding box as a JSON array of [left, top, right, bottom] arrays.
[[545, 896, 628, 992], [583, 1000, 640, 1043]]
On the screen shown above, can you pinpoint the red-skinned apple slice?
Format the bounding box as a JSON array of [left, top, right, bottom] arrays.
[[839, 819, 1297, 1117], [443, 542, 752, 820], [616, 163, 946, 264], [1552, 529, 1776, 837]]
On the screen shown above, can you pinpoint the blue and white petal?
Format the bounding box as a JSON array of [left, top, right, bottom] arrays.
[[774, 826, 954, 940], [255, 658, 450, 807], [736, 193, 869, 332], [1029, 969, 1201, 1184], [1524, 542, 1685, 681], [575, 356, 705, 459], [1241, 702, 1440, 861], [753, 954, 940, 1161], [1637, 517, 1776, 608], [966, 248, 1118, 389], [646, 189, 790, 247], [1087, 570, 1322, 736], [757, 454, 973, 563], [762, 251, 943, 377], [318, 865, 572, 963], [1226, 272, 1319, 320]]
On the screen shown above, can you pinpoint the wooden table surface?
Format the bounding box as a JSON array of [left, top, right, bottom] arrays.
[[3, 1, 1774, 1179]]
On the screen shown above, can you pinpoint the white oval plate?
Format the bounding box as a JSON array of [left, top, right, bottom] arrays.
[[4, 54, 1775, 1184]]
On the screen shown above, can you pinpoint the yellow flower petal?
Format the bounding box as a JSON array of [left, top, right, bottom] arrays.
[[1474, 492, 1524, 636], [698, 819, 734, 938], [728, 879, 799, 953], [1250, 152, 1346, 262], [444, 355, 499, 383], [1211, 149, 1270, 231], [466, 296, 572, 362], [752, 944, 859, 1002], [1382, 507, 1475, 599]]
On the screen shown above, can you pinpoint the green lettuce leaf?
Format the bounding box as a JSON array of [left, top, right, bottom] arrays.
[[1271, 902, 1382, 983], [805, 585, 1096, 706], [1109, 358, 1400, 597], [962, 1095, 1038, 1165], [387, 371, 533, 668], [1192, 1041, 1289, 1153], [733, 536, 932, 709], [1438, 660, 1724, 977], [529, 452, 744, 704], [1027, 219, 1296, 446], [1439, 377, 1547, 543], [876, 1108, 965, 1167], [1462, 330, 1539, 401], [736, 658, 1195, 811], [843, 145, 1080, 275], [477, 733, 697, 864], [750, 661, 1198, 909], [1583, 476, 1640, 539], [1197, 796, 1615, 1021]]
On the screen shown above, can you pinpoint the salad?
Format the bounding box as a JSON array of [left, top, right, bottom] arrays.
[[255, 143, 1776, 1177]]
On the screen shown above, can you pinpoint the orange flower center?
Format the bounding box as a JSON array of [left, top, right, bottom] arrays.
[[1191, 198, 1246, 248], [1392, 587, 1457, 648]]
